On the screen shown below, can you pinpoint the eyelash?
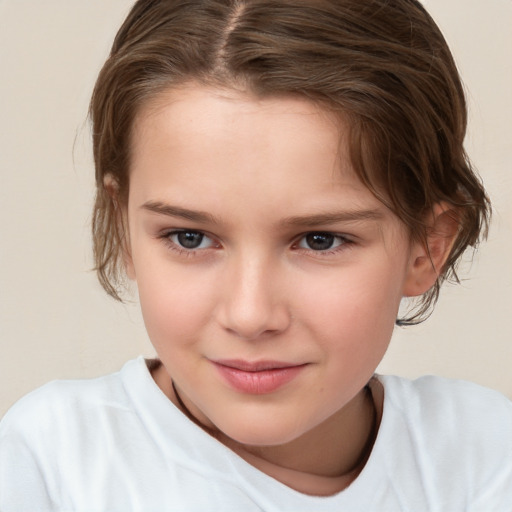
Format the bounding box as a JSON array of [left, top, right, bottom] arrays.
[[158, 230, 218, 258], [293, 232, 353, 255], [157, 230, 354, 257]]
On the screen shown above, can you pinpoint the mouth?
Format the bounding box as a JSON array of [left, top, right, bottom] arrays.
[[211, 359, 308, 394]]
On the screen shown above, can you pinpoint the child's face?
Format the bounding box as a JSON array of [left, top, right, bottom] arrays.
[[125, 84, 420, 446]]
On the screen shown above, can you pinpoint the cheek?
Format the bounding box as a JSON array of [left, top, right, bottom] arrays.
[[134, 262, 216, 350], [297, 270, 401, 395], [296, 260, 404, 346]]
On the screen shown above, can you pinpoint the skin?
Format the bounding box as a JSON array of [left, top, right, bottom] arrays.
[[121, 84, 447, 495]]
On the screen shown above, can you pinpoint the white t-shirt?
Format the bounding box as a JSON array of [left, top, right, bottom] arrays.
[[1, 357, 511, 511]]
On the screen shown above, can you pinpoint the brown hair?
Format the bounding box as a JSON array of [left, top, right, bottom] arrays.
[[90, 0, 490, 324]]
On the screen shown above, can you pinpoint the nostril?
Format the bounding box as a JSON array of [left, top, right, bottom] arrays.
[[225, 325, 284, 341], [219, 302, 292, 341]]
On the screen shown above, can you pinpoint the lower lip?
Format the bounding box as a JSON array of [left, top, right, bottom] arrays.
[[213, 363, 306, 394]]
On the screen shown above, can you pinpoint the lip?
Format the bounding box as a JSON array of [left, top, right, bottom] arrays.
[[212, 359, 307, 394]]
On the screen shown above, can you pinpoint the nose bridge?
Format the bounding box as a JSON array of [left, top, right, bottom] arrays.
[[220, 247, 289, 339]]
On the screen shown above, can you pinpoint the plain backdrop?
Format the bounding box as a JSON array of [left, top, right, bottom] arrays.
[[0, 0, 511, 417]]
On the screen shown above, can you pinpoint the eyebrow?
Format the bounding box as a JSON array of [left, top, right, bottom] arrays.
[[142, 200, 384, 228], [141, 201, 220, 224], [282, 209, 384, 227]]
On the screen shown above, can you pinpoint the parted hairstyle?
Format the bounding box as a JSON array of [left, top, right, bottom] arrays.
[[90, 0, 490, 325]]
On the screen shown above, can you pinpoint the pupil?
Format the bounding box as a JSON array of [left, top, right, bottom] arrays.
[[306, 233, 334, 251], [177, 231, 203, 249]]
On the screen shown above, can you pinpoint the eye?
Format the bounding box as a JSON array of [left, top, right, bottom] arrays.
[[297, 232, 346, 251], [168, 230, 214, 250]]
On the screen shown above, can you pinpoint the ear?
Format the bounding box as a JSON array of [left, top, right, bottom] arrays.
[[103, 174, 136, 281], [403, 203, 459, 297]]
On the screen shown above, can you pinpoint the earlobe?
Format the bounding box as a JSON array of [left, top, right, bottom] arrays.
[[403, 203, 459, 297], [103, 174, 136, 280]]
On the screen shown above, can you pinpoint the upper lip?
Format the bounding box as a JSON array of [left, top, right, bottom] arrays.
[[212, 359, 306, 372]]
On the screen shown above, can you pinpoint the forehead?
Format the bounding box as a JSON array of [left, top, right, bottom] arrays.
[[132, 85, 344, 145], [133, 86, 349, 174], [128, 84, 387, 219]]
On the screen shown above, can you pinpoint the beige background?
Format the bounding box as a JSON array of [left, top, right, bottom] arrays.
[[0, 0, 511, 417]]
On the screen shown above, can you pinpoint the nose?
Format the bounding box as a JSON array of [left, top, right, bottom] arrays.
[[217, 253, 291, 340]]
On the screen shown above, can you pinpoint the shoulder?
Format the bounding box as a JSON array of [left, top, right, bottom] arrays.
[[0, 359, 139, 442], [380, 374, 512, 432], [0, 359, 148, 497], [0, 359, 179, 508], [377, 374, 512, 505]]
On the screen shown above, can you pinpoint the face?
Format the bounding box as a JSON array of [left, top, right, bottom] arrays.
[[125, 84, 421, 446]]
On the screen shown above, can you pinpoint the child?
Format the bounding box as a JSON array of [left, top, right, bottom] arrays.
[[1, 0, 511, 509]]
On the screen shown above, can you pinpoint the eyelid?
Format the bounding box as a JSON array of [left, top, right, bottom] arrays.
[[158, 228, 220, 254], [298, 233, 343, 248], [170, 230, 214, 249], [292, 231, 354, 253], [156, 227, 355, 257]]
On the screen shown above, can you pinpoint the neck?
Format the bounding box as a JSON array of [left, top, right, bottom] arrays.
[[220, 383, 379, 495], [153, 361, 382, 496]]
